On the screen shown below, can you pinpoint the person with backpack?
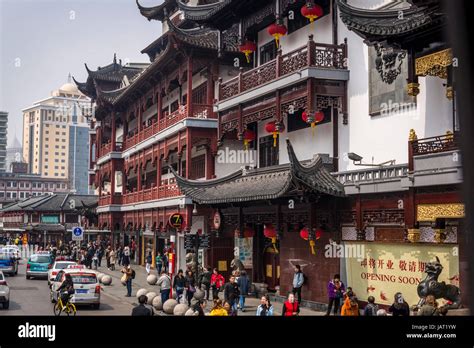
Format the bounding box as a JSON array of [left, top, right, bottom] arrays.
[[157, 271, 171, 304], [237, 270, 250, 312], [121, 264, 133, 297], [364, 296, 379, 316], [145, 252, 153, 275], [292, 264, 304, 305]]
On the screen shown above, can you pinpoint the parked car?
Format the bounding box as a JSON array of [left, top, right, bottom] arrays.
[[26, 253, 53, 279], [0, 246, 21, 261], [0, 251, 19, 276], [0, 271, 10, 309], [50, 267, 101, 309]]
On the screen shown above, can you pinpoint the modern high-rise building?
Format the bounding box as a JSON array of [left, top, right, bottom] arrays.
[[6, 135, 23, 172], [0, 111, 8, 172], [22, 78, 91, 194]]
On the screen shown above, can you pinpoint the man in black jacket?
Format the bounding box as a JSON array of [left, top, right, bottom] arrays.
[[198, 267, 212, 300], [224, 276, 240, 312], [131, 295, 153, 316]]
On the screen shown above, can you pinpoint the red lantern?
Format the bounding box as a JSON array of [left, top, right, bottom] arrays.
[[301, 2, 324, 24], [302, 110, 325, 135], [267, 22, 287, 48], [263, 224, 276, 238], [243, 227, 255, 238], [300, 227, 309, 241], [243, 129, 255, 150], [315, 229, 323, 240], [265, 121, 284, 147], [239, 40, 257, 64]]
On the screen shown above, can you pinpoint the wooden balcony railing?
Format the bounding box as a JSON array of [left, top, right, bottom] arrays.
[[219, 38, 347, 101], [98, 194, 123, 206], [119, 184, 182, 205], [408, 132, 459, 170]]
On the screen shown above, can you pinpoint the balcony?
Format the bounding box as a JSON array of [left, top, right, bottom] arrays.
[[121, 184, 182, 205], [122, 104, 214, 151], [408, 133, 462, 187], [218, 40, 347, 102], [98, 194, 123, 206]]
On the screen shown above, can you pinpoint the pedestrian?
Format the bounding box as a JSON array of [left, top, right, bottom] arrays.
[[325, 274, 345, 316], [121, 264, 134, 297], [210, 268, 225, 300], [256, 295, 274, 316], [109, 248, 116, 271], [282, 293, 299, 316], [155, 251, 163, 276], [209, 299, 228, 316], [98, 246, 104, 267], [418, 295, 441, 316], [162, 252, 168, 273], [223, 275, 240, 312], [145, 252, 152, 275], [237, 270, 250, 312], [192, 299, 207, 316], [185, 270, 196, 306], [132, 295, 153, 316], [341, 295, 360, 316], [224, 300, 238, 316], [157, 271, 171, 304], [117, 246, 123, 266], [123, 245, 130, 266], [173, 269, 186, 304], [388, 292, 410, 316], [106, 246, 111, 269], [130, 239, 136, 261], [292, 264, 304, 304], [198, 267, 212, 301], [363, 296, 379, 316]]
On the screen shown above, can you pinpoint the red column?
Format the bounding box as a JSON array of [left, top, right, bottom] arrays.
[[186, 129, 192, 179], [187, 56, 193, 117], [137, 156, 142, 192], [111, 112, 116, 151], [157, 87, 163, 121], [138, 103, 142, 132], [111, 160, 116, 196]]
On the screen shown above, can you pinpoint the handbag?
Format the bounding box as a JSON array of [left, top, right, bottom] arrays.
[[121, 273, 127, 285], [189, 285, 196, 293]]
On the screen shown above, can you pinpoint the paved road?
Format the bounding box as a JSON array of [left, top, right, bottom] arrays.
[[0, 260, 134, 316]]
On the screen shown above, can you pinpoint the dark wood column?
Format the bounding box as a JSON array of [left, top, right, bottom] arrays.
[[187, 56, 193, 117]]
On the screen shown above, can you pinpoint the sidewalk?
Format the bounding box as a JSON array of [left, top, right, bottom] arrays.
[[97, 263, 324, 316]]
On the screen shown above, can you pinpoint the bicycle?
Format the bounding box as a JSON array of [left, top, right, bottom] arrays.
[[53, 292, 77, 316]]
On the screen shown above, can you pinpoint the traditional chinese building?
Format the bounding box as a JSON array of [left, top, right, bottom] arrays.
[[74, 0, 238, 268]]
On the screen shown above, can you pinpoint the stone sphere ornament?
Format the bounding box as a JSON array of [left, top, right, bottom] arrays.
[[163, 299, 178, 314], [173, 303, 189, 316], [97, 273, 105, 283], [147, 274, 158, 285], [146, 292, 157, 303], [193, 289, 205, 300], [136, 288, 148, 298], [171, 290, 177, 299], [152, 296, 163, 310], [101, 275, 112, 285], [185, 308, 197, 316]]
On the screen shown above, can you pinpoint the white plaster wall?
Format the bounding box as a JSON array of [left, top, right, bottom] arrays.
[[337, 0, 454, 171], [214, 139, 254, 178]]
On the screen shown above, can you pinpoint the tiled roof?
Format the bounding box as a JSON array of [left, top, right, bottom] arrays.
[[337, 0, 444, 43], [1, 193, 98, 213], [177, 0, 232, 22], [136, 0, 178, 21], [172, 139, 345, 204]]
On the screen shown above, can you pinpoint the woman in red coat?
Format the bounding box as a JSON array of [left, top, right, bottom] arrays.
[[282, 293, 300, 316], [210, 268, 225, 300]]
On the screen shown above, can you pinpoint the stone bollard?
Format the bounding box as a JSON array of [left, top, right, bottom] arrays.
[[193, 289, 205, 300], [147, 274, 158, 285], [173, 303, 189, 316], [101, 275, 112, 286], [97, 273, 105, 283], [136, 288, 148, 298], [146, 292, 157, 304], [152, 296, 163, 310], [163, 299, 178, 314]]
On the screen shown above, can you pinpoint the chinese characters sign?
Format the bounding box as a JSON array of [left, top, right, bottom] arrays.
[[345, 242, 459, 306]]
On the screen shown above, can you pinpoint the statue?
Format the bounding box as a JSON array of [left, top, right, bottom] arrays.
[[415, 256, 461, 310]]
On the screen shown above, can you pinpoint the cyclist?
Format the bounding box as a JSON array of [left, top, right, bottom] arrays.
[[57, 273, 75, 306]]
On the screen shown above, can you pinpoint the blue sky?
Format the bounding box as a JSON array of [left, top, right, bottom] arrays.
[[0, 0, 162, 146]]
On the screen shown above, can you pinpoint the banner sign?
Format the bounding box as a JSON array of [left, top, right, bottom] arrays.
[[234, 237, 253, 268], [344, 242, 459, 306]]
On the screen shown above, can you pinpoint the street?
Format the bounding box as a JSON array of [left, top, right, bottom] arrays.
[[0, 260, 134, 316]]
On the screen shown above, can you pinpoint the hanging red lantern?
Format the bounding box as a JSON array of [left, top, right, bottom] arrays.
[[315, 228, 323, 240], [301, 2, 324, 24], [267, 22, 287, 48], [263, 224, 276, 238], [243, 227, 255, 238], [300, 227, 309, 241], [243, 129, 256, 150], [239, 40, 257, 64], [302, 110, 325, 135], [265, 121, 284, 147]]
